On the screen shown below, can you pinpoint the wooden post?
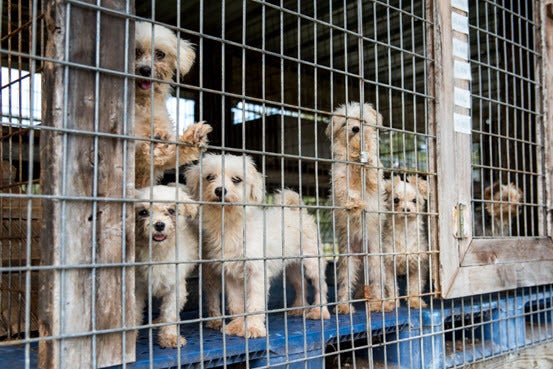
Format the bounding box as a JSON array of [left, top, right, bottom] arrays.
[[544, 0, 553, 240], [39, 0, 135, 367]]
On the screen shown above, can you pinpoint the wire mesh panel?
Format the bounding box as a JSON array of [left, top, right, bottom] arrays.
[[0, 1, 551, 369], [0, 0, 43, 344], [469, 0, 545, 239]]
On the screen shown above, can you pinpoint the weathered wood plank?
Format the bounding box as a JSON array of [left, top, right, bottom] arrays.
[[39, 0, 135, 367], [434, 0, 463, 297], [461, 238, 553, 266], [543, 0, 553, 241], [446, 261, 553, 298]]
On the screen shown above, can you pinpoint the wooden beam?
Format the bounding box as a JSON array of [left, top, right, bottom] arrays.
[[445, 260, 553, 298], [434, 0, 463, 297], [543, 0, 553, 241], [39, 0, 135, 367], [461, 238, 553, 266]]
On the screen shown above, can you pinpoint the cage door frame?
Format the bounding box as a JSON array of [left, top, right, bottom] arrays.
[[435, 0, 553, 299]]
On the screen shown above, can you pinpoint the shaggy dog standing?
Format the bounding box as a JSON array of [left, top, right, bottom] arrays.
[[383, 176, 429, 309], [134, 21, 212, 187], [134, 185, 198, 348], [185, 154, 330, 338], [326, 102, 392, 313]]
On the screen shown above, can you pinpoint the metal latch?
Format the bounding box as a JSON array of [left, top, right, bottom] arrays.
[[453, 202, 469, 239]]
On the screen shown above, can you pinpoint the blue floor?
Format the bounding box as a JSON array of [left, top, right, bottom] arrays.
[[2, 288, 549, 369], [115, 304, 409, 368]]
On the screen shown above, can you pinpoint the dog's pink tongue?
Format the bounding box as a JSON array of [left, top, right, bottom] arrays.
[[138, 80, 152, 90], [153, 234, 166, 242]]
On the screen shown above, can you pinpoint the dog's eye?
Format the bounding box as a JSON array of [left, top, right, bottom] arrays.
[[135, 48, 143, 58], [393, 198, 400, 204], [167, 208, 175, 215], [138, 209, 149, 217], [412, 198, 417, 204], [231, 176, 243, 184], [206, 174, 215, 182], [155, 49, 165, 60]]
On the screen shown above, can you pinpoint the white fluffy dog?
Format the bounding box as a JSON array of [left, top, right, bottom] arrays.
[[134, 21, 212, 188], [326, 102, 392, 313], [134, 185, 199, 348], [383, 176, 429, 309], [185, 154, 330, 338]]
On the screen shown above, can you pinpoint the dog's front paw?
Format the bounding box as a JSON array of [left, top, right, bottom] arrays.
[[287, 307, 304, 317], [224, 317, 266, 338], [408, 297, 427, 309], [180, 121, 212, 148], [334, 303, 354, 315], [367, 300, 395, 313], [306, 306, 330, 320], [151, 132, 176, 165], [158, 331, 186, 348], [206, 319, 223, 330]]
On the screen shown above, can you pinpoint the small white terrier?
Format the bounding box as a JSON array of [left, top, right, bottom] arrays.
[[325, 102, 391, 313], [134, 185, 199, 348], [383, 176, 429, 309], [134, 21, 212, 188], [185, 154, 330, 338]]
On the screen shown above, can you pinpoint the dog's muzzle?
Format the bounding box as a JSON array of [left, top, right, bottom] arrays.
[[150, 222, 167, 242], [214, 187, 227, 201], [137, 66, 153, 90]]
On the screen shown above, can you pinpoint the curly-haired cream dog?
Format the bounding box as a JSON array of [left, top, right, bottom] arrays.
[[134, 21, 212, 188], [383, 176, 429, 309], [326, 102, 392, 313], [185, 154, 330, 338], [483, 182, 523, 236], [134, 185, 199, 348]]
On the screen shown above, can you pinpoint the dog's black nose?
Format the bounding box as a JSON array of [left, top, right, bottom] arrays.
[[138, 66, 152, 77], [214, 187, 227, 200], [352, 126, 360, 133], [154, 222, 165, 232]]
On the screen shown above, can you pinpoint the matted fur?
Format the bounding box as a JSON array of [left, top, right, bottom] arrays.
[[185, 154, 330, 338], [134, 21, 212, 188], [134, 185, 199, 348], [483, 182, 523, 236], [326, 102, 392, 313], [383, 176, 429, 309]]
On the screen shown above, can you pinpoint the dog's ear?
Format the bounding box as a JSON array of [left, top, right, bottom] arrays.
[[374, 109, 383, 127], [484, 182, 502, 200], [325, 116, 340, 139], [383, 179, 394, 203], [384, 179, 393, 195], [245, 156, 264, 203], [408, 176, 428, 199], [509, 182, 523, 200], [184, 164, 201, 199], [177, 39, 196, 76], [483, 184, 492, 200], [177, 188, 198, 220], [364, 103, 383, 127]]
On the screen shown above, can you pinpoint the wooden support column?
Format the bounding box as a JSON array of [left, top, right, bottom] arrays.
[[39, 0, 135, 367]]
